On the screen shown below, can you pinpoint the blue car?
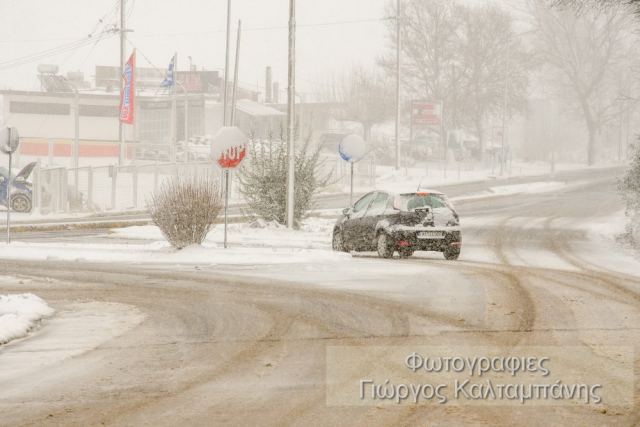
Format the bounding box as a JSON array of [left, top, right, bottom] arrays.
[[0, 162, 36, 213]]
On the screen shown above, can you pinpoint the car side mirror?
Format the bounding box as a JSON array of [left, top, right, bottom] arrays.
[[342, 207, 352, 217]]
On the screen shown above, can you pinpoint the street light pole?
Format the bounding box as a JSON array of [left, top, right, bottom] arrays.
[[286, 0, 296, 229], [171, 53, 178, 162], [230, 20, 242, 127], [394, 0, 402, 171], [73, 86, 80, 186], [119, 0, 126, 166], [223, 0, 232, 127]]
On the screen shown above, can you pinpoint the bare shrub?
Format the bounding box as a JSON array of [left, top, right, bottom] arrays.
[[148, 175, 222, 249]]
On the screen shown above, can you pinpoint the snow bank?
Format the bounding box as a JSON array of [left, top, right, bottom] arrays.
[[110, 217, 336, 250], [0, 240, 350, 267], [580, 210, 628, 241], [0, 293, 55, 345], [452, 181, 567, 203], [0, 216, 348, 266]]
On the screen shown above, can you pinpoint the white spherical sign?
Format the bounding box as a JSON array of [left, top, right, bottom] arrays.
[[339, 134, 366, 163]]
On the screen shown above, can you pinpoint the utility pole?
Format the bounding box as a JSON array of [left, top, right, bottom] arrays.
[[171, 53, 178, 162], [394, 0, 402, 171], [119, 0, 126, 166], [223, 0, 232, 126], [500, 42, 510, 176], [230, 20, 242, 126], [286, 0, 296, 229], [73, 86, 79, 187]]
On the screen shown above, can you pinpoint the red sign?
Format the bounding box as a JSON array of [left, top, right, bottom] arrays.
[[119, 51, 136, 124], [411, 101, 442, 126], [217, 145, 246, 168]]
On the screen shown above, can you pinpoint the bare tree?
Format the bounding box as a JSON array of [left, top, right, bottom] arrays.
[[531, 1, 637, 164], [553, 0, 640, 15], [382, 0, 460, 121], [382, 0, 530, 160], [457, 4, 531, 159], [324, 67, 393, 141]]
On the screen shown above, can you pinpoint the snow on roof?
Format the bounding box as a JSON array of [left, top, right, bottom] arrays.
[[235, 99, 285, 117]]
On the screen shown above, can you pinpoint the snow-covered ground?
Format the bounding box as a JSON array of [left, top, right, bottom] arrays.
[[0, 301, 145, 390], [0, 293, 54, 345], [0, 218, 349, 266], [110, 217, 335, 250]]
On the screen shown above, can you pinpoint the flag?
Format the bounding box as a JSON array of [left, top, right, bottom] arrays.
[[119, 50, 135, 124], [161, 54, 176, 87]]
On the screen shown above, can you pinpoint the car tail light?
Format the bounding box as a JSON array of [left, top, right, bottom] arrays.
[[397, 240, 410, 247]]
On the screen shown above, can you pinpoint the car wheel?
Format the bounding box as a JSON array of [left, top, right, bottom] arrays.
[[332, 229, 347, 252], [10, 194, 32, 213], [399, 248, 414, 259], [377, 233, 394, 259], [443, 249, 460, 260]]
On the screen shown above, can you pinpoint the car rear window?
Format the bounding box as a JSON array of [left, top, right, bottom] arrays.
[[396, 193, 451, 211]]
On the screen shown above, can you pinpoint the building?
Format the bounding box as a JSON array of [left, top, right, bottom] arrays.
[[1, 65, 264, 161]]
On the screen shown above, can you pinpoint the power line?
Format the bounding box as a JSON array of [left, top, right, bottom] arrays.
[[135, 16, 393, 38], [0, 0, 121, 70], [0, 32, 117, 71]]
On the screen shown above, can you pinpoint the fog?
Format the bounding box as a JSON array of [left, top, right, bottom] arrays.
[[0, 0, 638, 215]]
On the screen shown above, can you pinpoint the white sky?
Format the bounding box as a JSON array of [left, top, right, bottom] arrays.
[[0, 0, 391, 97]]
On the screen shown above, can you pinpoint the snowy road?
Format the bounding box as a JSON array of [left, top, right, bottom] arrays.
[[1, 169, 639, 426]]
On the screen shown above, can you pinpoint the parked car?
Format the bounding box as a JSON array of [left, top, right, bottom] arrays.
[[332, 189, 462, 260], [0, 162, 36, 213]]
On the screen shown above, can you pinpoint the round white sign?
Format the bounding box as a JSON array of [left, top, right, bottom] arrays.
[[339, 134, 366, 163]]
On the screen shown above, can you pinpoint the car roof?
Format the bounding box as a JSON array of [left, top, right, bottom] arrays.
[[414, 188, 444, 195], [368, 189, 446, 197]]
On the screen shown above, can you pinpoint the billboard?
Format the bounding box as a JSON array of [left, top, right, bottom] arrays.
[[411, 101, 442, 126]]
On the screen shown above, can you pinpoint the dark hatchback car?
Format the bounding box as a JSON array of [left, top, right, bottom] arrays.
[[0, 162, 36, 213], [332, 190, 462, 260]]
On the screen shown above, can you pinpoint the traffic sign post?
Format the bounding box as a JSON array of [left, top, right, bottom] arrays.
[[0, 127, 20, 244], [339, 135, 367, 206], [211, 126, 247, 248]]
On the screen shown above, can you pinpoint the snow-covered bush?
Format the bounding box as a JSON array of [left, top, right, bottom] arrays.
[[620, 139, 640, 244], [148, 176, 222, 249], [238, 136, 332, 228]]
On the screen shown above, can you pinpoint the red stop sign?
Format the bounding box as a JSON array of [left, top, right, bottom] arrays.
[[217, 144, 246, 169]]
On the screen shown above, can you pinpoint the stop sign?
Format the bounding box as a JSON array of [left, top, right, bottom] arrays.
[[218, 145, 246, 168], [211, 126, 248, 169]]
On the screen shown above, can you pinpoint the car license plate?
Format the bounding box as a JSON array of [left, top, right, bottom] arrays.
[[417, 231, 444, 239]]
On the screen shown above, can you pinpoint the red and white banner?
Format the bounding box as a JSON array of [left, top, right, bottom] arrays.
[[119, 51, 136, 124]]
